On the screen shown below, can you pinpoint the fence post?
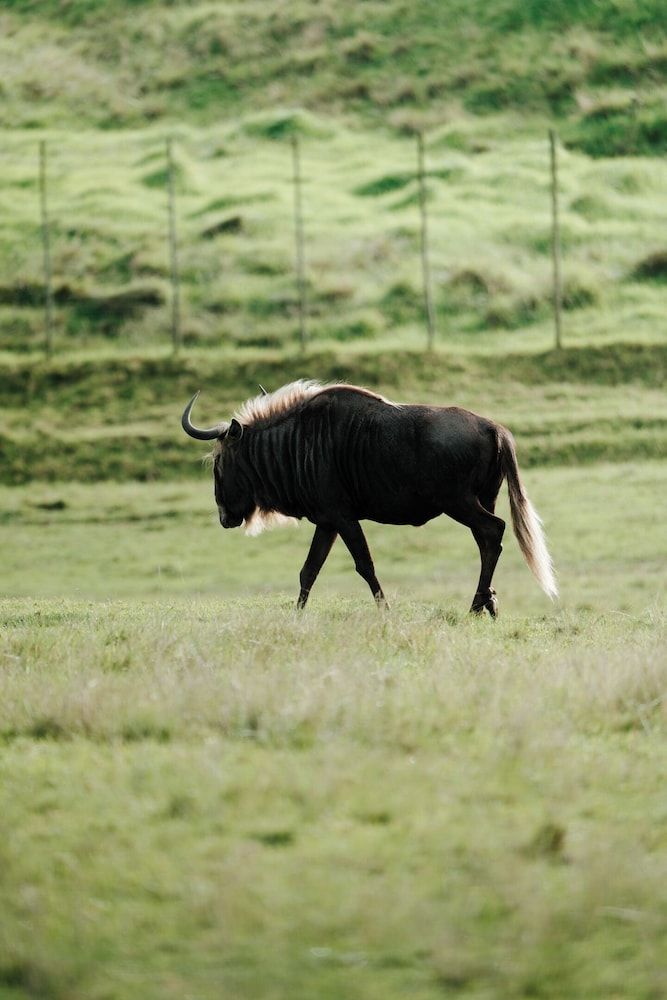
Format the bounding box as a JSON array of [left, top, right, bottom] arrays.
[[549, 129, 563, 351], [417, 131, 436, 351], [39, 140, 54, 357], [291, 134, 307, 351], [166, 137, 181, 353]]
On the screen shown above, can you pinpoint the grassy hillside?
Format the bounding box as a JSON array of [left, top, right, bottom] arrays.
[[2, 0, 667, 137], [1, 2, 665, 480], [1, 1, 666, 355], [2, 115, 667, 356]]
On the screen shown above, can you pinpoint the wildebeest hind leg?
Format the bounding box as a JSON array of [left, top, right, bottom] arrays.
[[467, 502, 505, 617], [296, 524, 337, 609], [338, 520, 387, 607], [446, 499, 505, 617]]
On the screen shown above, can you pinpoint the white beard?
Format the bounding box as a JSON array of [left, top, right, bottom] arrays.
[[244, 509, 299, 537]]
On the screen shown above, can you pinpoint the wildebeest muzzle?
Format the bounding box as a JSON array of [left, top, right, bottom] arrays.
[[219, 509, 243, 529]]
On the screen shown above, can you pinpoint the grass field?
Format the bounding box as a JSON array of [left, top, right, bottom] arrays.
[[0, 461, 665, 610], [0, 600, 665, 1000], [2, 0, 667, 133], [1, 459, 665, 999]]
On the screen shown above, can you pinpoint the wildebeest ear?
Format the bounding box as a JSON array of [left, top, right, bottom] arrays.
[[228, 418, 244, 441]]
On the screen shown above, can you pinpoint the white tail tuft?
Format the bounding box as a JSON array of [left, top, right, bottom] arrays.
[[513, 495, 559, 599], [501, 429, 558, 601]]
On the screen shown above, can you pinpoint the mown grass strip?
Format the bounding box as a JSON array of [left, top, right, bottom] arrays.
[[2, 342, 665, 407]]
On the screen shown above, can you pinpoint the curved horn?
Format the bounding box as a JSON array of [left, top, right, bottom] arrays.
[[181, 392, 227, 441]]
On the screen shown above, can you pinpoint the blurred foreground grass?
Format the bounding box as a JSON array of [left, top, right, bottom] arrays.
[[0, 595, 665, 999], [0, 444, 667, 1000], [0, 462, 665, 997]]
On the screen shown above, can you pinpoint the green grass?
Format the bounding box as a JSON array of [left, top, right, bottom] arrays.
[[1, 460, 662, 999], [1, 0, 666, 128], [1, 460, 664, 610], [2, 115, 667, 355], [0, 593, 665, 998], [3, 358, 665, 999], [0, 1, 666, 355]]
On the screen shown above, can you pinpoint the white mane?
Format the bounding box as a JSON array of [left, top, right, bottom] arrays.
[[235, 379, 324, 425], [234, 379, 397, 427]]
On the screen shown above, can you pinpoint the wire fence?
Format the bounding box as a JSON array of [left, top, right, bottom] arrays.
[[0, 127, 567, 358]]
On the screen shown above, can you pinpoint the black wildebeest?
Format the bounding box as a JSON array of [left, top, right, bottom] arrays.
[[181, 380, 557, 615]]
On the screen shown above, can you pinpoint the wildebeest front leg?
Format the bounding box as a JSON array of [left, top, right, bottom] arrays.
[[296, 524, 337, 609], [338, 520, 387, 607]]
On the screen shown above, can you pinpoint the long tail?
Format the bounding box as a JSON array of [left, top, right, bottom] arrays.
[[499, 429, 558, 600]]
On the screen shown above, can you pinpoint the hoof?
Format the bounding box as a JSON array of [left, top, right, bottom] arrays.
[[296, 589, 309, 610], [470, 588, 498, 618]]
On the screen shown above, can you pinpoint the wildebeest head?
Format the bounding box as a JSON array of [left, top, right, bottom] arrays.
[[181, 392, 254, 529]]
